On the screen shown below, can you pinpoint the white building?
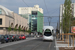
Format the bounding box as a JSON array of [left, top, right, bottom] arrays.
[[60, 3, 75, 33], [19, 5, 43, 14]]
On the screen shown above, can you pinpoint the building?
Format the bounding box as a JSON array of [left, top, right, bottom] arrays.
[[19, 5, 43, 14], [19, 5, 43, 24], [19, 5, 43, 33], [31, 11, 43, 33], [0, 5, 28, 34], [60, 3, 75, 33]]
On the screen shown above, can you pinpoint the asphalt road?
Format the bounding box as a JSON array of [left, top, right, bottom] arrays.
[[0, 37, 56, 50]]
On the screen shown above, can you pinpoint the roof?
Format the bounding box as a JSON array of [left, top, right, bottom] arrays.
[[43, 26, 54, 31], [0, 5, 13, 17]]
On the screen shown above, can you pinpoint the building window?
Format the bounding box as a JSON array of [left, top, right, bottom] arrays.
[[0, 19, 2, 25], [0, 9, 2, 14]]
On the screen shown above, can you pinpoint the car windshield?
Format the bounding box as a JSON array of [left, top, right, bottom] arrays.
[[0, 35, 1, 37], [4, 36, 8, 38], [0, 35, 4, 38], [10, 35, 13, 37], [21, 35, 24, 36], [44, 29, 52, 36]]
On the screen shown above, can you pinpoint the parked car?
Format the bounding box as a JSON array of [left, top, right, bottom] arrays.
[[21, 34, 26, 39], [18, 35, 22, 40], [15, 35, 20, 41], [0, 35, 5, 43], [4, 35, 12, 42], [9, 34, 16, 41], [0, 35, 3, 42]]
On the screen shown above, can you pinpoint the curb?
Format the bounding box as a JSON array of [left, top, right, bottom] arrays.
[[55, 37, 59, 50]]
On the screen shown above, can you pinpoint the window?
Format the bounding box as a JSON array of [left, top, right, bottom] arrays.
[[0, 19, 2, 25], [44, 29, 52, 36], [0, 9, 2, 14], [32, 11, 37, 15]]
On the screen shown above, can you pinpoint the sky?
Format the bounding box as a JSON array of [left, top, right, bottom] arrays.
[[0, 0, 65, 29]]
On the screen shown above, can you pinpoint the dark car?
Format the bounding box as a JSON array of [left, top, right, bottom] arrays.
[[0, 35, 5, 43], [15, 35, 20, 41], [9, 35, 16, 41], [4, 35, 12, 42], [0, 35, 3, 42]]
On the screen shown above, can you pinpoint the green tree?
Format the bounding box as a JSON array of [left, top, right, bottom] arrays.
[[62, 0, 73, 33], [18, 26, 21, 34], [14, 26, 17, 34], [8, 26, 11, 34], [27, 29, 31, 34], [71, 18, 75, 26]]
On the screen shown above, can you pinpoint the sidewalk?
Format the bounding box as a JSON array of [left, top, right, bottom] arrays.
[[55, 38, 75, 50]]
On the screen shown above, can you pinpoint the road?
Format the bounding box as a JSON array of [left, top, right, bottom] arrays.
[[0, 37, 56, 50]]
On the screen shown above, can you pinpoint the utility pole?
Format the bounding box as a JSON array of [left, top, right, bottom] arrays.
[[48, 17, 52, 26]]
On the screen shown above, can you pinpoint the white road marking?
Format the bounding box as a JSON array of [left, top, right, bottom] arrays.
[[48, 42, 52, 50], [55, 37, 59, 50]]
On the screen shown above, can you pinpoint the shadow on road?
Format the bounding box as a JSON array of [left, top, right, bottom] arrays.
[[33, 38, 53, 42], [43, 40, 53, 42]]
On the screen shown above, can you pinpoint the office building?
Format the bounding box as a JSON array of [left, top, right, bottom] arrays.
[[19, 5, 43, 33]]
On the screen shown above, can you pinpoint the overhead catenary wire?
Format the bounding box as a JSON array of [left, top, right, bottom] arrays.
[[44, 7, 59, 15], [43, 0, 49, 15], [43, 0, 52, 26], [22, 0, 29, 7]]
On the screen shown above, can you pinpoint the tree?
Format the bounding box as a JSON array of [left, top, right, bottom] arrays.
[[71, 18, 75, 26], [8, 26, 11, 34], [27, 29, 31, 34], [18, 26, 21, 34], [62, 0, 73, 33], [14, 26, 17, 34]]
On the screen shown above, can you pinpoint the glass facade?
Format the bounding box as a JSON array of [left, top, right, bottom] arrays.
[[0, 9, 2, 14], [29, 15, 31, 29], [31, 11, 37, 31], [37, 11, 43, 33], [0, 8, 6, 15], [30, 11, 43, 33]]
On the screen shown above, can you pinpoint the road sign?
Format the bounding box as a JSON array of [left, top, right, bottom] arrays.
[[71, 26, 75, 33]]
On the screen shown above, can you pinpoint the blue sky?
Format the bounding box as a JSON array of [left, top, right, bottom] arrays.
[[0, 0, 65, 29]]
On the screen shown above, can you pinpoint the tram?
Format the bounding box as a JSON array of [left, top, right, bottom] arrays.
[[43, 26, 54, 41]]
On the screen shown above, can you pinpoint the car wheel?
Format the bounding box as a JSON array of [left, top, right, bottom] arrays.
[[10, 40, 12, 42], [1, 41, 4, 44], [43, 40, 45, 42], [4, 40, 6, 43]]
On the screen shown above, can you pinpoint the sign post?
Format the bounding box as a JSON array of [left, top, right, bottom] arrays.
[[71, 26, 75, 48], [71, 26, 75, 33]]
